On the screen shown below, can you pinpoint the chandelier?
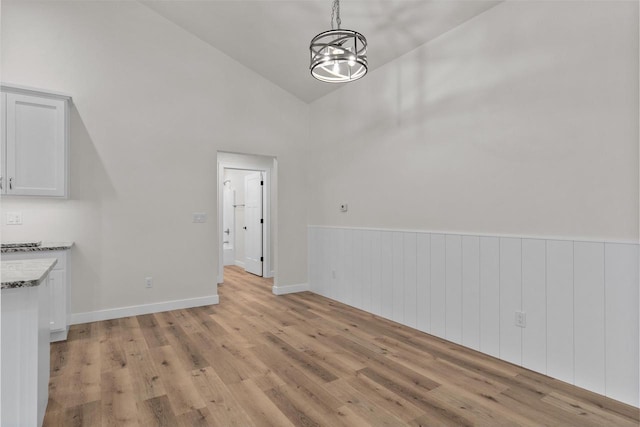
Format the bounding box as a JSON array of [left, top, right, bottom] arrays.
[[309, 0, 368, 83]]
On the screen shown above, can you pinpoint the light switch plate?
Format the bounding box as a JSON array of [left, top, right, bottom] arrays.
[[193, 212, 207, 223], [6, 212, 22, 225], [515, 311, 526, 328]]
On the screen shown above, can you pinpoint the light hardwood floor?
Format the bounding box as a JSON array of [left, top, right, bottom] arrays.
[[44, 266, 639, 426]]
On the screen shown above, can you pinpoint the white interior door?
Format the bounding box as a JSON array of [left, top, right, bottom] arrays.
[[244, 172, 263, 276], [222, 184, 235, 266]]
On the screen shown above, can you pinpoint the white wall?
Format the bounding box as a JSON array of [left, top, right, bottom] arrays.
[[307, 0, 639, 408], [308, 0, 638, 243], [0, 0, 309, 317]]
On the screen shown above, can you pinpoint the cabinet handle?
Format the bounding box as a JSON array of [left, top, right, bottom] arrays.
[[0, 176, 2, 190], [8, 177, 12, 190]]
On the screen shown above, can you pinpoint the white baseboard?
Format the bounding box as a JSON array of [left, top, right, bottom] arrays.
[[50, 328, 68, 343], [235, 260, 245, 267], [263, 270, 275, 279], [69, 294, 219, 325], [272, 283, 309, 295]]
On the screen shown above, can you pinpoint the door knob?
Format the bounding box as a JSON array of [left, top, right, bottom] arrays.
[[243, 226, 247, 230]]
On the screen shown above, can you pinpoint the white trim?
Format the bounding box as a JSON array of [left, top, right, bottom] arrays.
[[234, 260, 246, 267], [272, 283, 309, 295], [50, 328, 68, 343], [69, 294, 219, 325], [1, 82, 72, 101], [307, 225, 639, 246]]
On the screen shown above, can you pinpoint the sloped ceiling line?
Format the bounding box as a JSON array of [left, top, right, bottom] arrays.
[[140, 1, 502, 103]]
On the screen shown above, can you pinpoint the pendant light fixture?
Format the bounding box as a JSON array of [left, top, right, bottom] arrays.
[[309, 0, 368, 83]]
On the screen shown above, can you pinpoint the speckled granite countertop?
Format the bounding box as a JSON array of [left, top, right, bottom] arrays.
[[1, 258, 58, 289], [1, 242, 74, 254]]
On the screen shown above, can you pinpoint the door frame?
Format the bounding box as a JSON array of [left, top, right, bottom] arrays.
[[217, 154, 275, 284]]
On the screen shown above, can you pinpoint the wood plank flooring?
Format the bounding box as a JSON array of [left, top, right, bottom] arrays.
[[44, 266, 639, 426]]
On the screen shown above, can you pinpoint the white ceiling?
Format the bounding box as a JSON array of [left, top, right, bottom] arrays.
[[141, 1, 501, 103]]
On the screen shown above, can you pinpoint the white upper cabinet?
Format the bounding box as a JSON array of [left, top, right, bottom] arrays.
[[1, 85, 70, 197], [1, 92, 5, 195]]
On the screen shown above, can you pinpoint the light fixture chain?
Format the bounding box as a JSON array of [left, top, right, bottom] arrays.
[[331, 0, 341, 30]]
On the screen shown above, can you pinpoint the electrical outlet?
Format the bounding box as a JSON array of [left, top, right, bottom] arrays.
[[145, 277, 153, 288], [193, 212, 207, 223], [515, 311, 526, 328], [6, 212, 22, 225], [340, 204, 348, 212]]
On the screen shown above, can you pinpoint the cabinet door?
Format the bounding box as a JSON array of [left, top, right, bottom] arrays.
[[5, 93, 66, 196], [47, 269, 66, 332], [1, 92, 6, 195]]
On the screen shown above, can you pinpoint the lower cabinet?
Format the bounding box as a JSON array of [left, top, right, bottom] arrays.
[[2, 250, 69, 341], [1, 277, 51, 427]]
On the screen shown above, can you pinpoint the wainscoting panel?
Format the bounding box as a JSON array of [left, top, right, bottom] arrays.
[[392, 232, 404, 324], [573, 242, 606, 395], [352, 229, 364, 313], [461, 236, 480, 351], [522, 239, 547, 375], [308, 226, 640, 407], [362, 230, 374, 314], [499, 237, 523, 366], [328, 228, 340, 301], [370, 231, 383, 317], [343, 228, 354, 306], [445, 235, 463, 344], [605, 243, 639, 405], [380, 232, 394, 320], [546, 240, 574, 385], [403, 233, 418, 329], [430, 234, 447, 339], [479, 236, 500, 359], [416, 233, 431, 334]]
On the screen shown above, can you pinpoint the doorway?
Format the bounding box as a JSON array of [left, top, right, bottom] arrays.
[[217, 152, 276, 285], [222, 169, 263, 276]]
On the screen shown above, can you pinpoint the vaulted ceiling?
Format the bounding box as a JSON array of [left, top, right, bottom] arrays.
[[141, 1, 502, 103]]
